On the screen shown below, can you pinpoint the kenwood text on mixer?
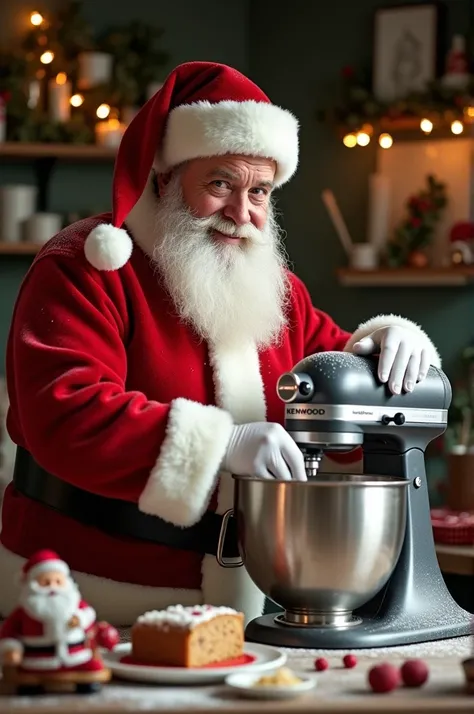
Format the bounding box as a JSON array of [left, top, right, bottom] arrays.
[[221, 352, 473, 649]]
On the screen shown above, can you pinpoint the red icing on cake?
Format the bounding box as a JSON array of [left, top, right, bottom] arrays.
[[120, 653, 256, 669]]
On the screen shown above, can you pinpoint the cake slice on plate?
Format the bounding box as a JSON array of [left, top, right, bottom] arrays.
[[131, 605, 245, 667]]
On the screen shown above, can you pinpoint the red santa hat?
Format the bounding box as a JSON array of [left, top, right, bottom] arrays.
[[21, 550, 70, 582], [84, 61, 299, 272]]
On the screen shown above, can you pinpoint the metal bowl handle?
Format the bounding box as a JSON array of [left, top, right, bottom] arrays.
[[216, 508, 243, 568]]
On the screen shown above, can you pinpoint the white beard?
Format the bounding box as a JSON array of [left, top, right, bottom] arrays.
[[20, 578, 81, 642], [151, 175, 290, 349]]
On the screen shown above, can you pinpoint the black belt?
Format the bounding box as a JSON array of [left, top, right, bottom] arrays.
[[12, 447, 239, 559]]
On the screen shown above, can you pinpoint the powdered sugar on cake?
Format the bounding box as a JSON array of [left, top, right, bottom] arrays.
[[136, 605, 239, 630]]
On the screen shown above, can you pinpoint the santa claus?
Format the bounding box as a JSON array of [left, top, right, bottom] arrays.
[[0, 61, 440, 626], [0, 550, 117, 676]]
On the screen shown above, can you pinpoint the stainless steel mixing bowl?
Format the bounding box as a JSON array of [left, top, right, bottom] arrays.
[[232, 473, 409, 627]]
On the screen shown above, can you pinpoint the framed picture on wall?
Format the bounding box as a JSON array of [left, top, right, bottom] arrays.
[[372, 3, 443, 102]]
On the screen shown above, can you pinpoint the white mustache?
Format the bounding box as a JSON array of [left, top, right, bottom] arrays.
[[197, 213, 268, 245]]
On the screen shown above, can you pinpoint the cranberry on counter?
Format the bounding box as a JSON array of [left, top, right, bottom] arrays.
[[401, 659, 429, 687], [314, 657, 329, 671], [368, 663, 401, 693], [343, 654, 357, 668]]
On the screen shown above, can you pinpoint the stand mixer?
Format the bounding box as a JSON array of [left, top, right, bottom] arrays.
[[232, 352, 473, 649]]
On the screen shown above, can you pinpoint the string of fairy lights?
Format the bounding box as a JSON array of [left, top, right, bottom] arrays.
[[30, 10, 113, 122], [342, 112, 473, 149]]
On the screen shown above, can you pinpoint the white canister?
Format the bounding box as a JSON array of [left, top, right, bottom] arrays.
[[24, 213, 62, 245], [0, 185, 37, 243], [77, 52, 113, 90], [350, 243, 378, 270]]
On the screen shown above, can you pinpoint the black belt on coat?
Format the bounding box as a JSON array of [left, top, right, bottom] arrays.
[[12, 446, 239, 559]]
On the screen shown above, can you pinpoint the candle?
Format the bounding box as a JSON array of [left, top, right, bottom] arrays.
[[48, 73, 71, 123], [95, 118, 125, 148]]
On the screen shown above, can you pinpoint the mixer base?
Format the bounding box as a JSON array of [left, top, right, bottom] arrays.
[[245, 611, 472, 649]]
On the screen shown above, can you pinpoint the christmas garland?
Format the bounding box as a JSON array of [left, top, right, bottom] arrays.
[[319, 65, 474, 134], [0, 1, 169, 144]]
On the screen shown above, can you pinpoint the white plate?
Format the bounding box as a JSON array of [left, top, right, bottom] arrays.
[[225, 671, 316, 700], [102, 642, 287, 685]]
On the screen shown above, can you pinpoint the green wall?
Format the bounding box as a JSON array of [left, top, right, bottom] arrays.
[[1, 0, 474, 378]]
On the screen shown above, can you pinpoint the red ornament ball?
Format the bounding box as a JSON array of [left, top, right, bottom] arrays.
[[368, 663, 400, 693], [314, 657, 329, 671], [343, 654, 357, 669], [96, 623, 120, 650], [401, 659, 429, 687]]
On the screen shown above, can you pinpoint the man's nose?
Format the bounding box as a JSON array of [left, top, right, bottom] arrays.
[[222, 195, 250, 226]]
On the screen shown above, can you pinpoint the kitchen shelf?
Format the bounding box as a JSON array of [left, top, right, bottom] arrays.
[[0, 242, 42, 255], [337, 267, 474, 287], [0, 142, 116, 160]]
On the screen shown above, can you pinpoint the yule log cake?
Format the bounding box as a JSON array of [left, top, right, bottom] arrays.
[[131, 605, 245, 667]]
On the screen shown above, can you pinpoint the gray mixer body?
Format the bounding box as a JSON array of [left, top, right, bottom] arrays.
[[245, 352, 473, 648]]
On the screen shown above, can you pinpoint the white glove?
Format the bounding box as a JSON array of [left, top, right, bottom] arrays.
[[223, 422, 307, 481], [352, 325, 433, 395]]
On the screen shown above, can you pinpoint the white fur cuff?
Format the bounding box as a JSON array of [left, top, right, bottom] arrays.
[[77, 606, 96, 630], [343, 314, 441, 368], [0, 638, 23, 655], [138, 398, 234, 527]]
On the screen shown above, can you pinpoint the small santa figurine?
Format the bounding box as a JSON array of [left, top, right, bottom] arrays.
[[0, 550, 118, 692]]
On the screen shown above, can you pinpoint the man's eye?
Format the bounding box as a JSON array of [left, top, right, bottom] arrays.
[[212, 180, 229, 189], [251, 187, 268, 196]]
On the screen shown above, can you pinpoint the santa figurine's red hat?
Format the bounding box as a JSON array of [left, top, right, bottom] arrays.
[[21, 550, 70, 582], [84, 61, 299, 272]]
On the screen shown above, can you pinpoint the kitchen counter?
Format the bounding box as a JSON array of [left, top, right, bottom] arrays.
[[0, 633, 472, 713]]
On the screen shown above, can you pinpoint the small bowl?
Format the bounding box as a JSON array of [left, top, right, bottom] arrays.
[[462, 657, 474, 693], [225, 671, 316, 700]]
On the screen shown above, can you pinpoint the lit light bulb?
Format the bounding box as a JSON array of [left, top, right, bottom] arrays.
[[464, 106, 474, 119], [379, 133, 393, 149], [70, 94, 84, 107], [361, 123, 374, 136], [451, 120, 464, 135], [420, 118, 433, 134], [356, 131, 370, 146], [30, 11, 43, 26], [96, 103, 111, 119], [40, 51, 54, 64], [55, 72, 67, 85], [343, 133, 357, 148]]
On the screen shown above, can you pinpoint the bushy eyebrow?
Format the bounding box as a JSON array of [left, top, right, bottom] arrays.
[[206, 168, 274, 190]]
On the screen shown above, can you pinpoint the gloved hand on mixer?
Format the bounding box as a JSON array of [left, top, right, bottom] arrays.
[[223, 324, 439, 482]]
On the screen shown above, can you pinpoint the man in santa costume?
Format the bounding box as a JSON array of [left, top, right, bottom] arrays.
[[0, 61, 440, 626], [0, 550, 105, 674]]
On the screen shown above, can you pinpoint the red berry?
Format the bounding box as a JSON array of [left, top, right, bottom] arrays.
[[401, 659, 429, 687], [314, 657, 329, 671], [368, 663, 400, 693], [343, 654, 357, 668]]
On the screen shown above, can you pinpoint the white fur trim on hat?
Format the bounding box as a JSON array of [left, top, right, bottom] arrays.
[[84, 224, 133, 271], [26, 558, 70, 581], [156, 100, 299, 186]]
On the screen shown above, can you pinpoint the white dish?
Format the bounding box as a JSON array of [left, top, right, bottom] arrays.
[[102, 642, 287, 685], [225, 671, 317, 700]]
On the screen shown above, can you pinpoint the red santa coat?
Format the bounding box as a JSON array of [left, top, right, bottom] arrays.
[[0, 599, 96, 670], [0, 212, 438, 625]]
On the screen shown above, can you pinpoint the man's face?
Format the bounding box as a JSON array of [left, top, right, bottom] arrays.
[[160, 154, 276, 244], [151, 154, 288, 348]]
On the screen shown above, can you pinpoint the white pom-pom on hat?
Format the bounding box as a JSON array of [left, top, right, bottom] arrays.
[[84, 224, 133, 271]]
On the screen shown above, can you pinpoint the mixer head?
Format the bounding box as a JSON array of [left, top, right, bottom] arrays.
[[277, 351, 451, 476]]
